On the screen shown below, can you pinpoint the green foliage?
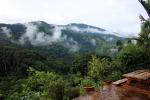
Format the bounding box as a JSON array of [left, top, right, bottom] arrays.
[[0, 45, 49, 76], [10, 68, 69, 100], [88, 55, 122, 82], [138, 0, 150, 58], [71, 54, 111, 76], [118, 44, 149, 72], [0, 76, 25, 99], [116, 40, 123, 52], [71, 54, 93, 76], [88, 56, 110, 80], [139, 0, 150, 17], [107, 71, 122, 81], [79, 77, 97, 95], [80, 78, 95, 87], [0, 21, 144, 99]]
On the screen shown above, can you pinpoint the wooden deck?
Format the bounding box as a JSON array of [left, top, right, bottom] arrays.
[[73, 84, 150, 100], [74, 70, 150, 100], [123, 70, 150, 80]]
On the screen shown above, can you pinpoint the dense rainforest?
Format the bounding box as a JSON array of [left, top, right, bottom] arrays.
[[0, 0, 150, 99]]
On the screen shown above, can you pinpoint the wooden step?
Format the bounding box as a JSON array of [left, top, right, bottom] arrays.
[[113, 78, 128, 85]]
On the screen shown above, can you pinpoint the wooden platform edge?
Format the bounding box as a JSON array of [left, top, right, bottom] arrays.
[[113, 78, 128, 85]]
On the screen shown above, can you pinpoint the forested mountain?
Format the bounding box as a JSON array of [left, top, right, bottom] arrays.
[[0, 21, 127, 99], [1, 0, 150, 99], [0, 21, 125, 56]]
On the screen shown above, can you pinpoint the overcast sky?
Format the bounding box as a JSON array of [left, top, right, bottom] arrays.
[[0, 0, 149, 36]]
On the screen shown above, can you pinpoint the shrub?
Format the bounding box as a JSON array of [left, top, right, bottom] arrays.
[[81, 78, 95, 87], [88, 55, 122, 82], [118, 44, 149, 72], [10, 67, 69, 100], [88, 56, 111, 81]]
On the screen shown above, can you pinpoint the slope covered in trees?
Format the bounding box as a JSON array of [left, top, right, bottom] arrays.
[[1, 1, 150, 99]]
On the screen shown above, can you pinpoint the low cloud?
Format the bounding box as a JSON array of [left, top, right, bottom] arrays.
[[1, 23, 80, 51], [66, 38, 80, 52], [1, 27, 12, 38], [68, 26, 104, 33], [131, 40, 137, 45], [90, 39, 96, 46], [19, 23, 65, 46]]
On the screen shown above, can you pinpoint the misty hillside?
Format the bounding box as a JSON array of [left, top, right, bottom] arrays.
[[0, 21, 125, 56], [1, 0, 150, 99]]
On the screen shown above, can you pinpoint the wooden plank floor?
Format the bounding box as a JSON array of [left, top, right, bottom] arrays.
[[123, 70, 150, 80]]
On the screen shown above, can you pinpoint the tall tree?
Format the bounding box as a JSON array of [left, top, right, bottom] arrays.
[[138, 0, 150, 57]]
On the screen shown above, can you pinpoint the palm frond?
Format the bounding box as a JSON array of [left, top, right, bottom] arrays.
[[138, 0, 150, 18]]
